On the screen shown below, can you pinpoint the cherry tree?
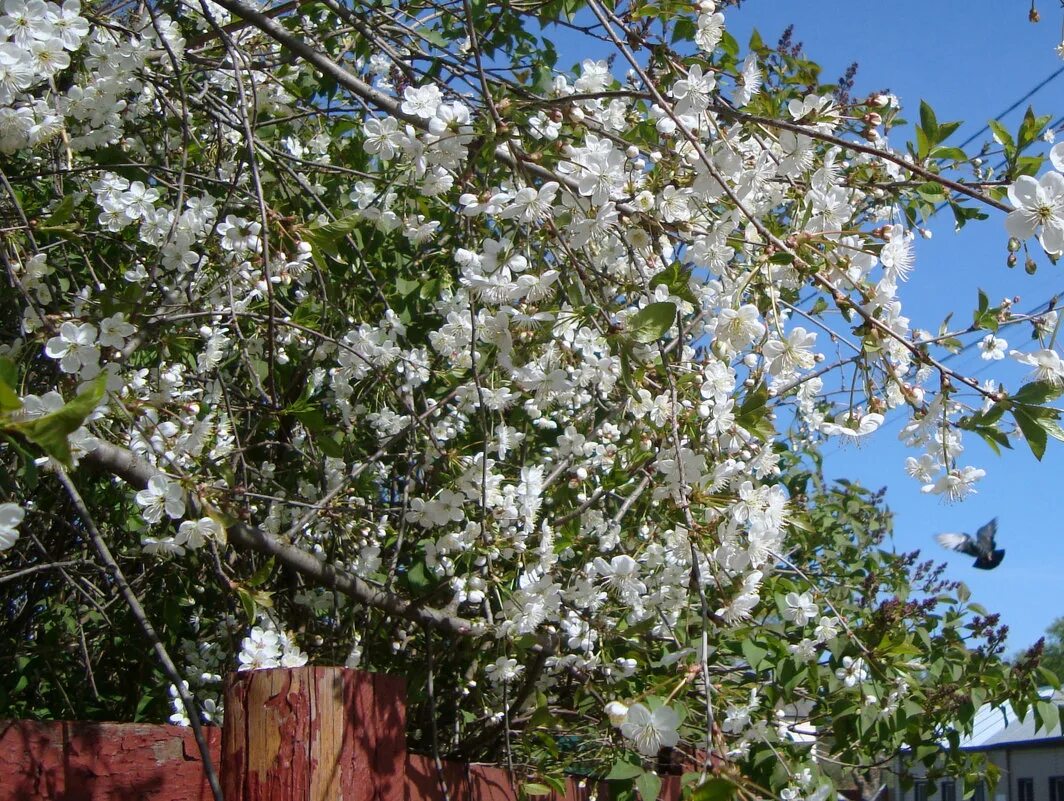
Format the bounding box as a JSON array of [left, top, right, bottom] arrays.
[[0, 0, 1058, 799]]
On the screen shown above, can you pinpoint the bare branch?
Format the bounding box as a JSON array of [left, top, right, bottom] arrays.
[[82, 442, 480, 638]]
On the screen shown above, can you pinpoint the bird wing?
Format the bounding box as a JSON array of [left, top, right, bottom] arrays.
[[936, 532, 979, 557], [975, 518, 998, 554]]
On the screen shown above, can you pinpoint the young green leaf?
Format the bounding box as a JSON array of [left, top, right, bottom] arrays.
[[1013, 408, 1048, 460], [1011, 380, 1064, 406], [988, 119, 1015, 151], [628, 302, 677, 344], [649, 263, 697, 304], [691, 778, 739, 801], [5, 375, 106, 467], [635, 770, 662, 801], [919, 100, 938, 143], [607, 759, 645, 781]]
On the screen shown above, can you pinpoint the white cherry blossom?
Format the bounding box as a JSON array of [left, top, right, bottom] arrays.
[[1006, 172, 1064, 255], [135, 474, 186, 524], [620, 703, 680, 755], [0, 502, 25, 550]]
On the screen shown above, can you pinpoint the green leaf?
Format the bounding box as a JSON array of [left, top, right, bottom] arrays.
[[0, 356, 16, 390], [915, 126, 930, 161], [1018, 106, 1052, 149], [628, 302, 676, 344], [395, 275, 420, 297], [915, 743, 939, 762], [916, 182, 947, 202], [41, 195, 77, 228], [670, 16, 696, 44], [649, 263, 696, 304], [971, 290, 1001, 332], [1038, 415, 1064, 443], [523, 784, 553, 797], [405, 560, 431, 590], [973, 427, 1012, 456], [742, 638, 769, 670], [237, 587, 257, 623], [246, 557, 275, 589], [317, 433, 345, 458], [5, 375, 106, 467], [965, 401, 1007, 428], [938, 120, 961, 142], [988, 119, 1015, 151], [635, 770, 661, 801], [930, 146, 968, 163], [291, 406, 327, 432], [419, 26, 447, 48], [691, 778, 739, 801], [305, 215, 362, 255], [738, 381, 770, 418], [919, 101, 938, 142], [606, 760, 645, 781], [1036, 699, 1060, 733], [1015, 155, 1046, 178], [1013, 408, 1048, 460], [1038, 666, 1061, 689], [0, 375, 21, 413], [1011, 380, 1064, 406], [133, 689, 156, 721]]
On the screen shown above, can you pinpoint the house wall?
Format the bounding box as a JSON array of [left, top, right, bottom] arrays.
[[1005, 746, 1064, 801], [894, 755, 1004, 801], [895, 746, 1064, 801]]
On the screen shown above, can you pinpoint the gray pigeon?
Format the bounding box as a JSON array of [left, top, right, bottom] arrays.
[[935, 518, 1004, 570]]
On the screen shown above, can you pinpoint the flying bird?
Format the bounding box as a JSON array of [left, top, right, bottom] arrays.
[[935, 518, 1004, 570]]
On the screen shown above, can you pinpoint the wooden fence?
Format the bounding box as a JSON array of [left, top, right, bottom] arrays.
[[0, 666, 683, 801]]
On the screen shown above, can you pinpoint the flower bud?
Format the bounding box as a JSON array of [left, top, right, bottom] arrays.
[[1008, 237, 1022, 253], [605, 701, 629, 727], [1026, 257, 1038, 275]]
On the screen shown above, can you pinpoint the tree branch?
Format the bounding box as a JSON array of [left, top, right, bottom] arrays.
[[82, 442, 480, 638], [53, 469, 225, 801]]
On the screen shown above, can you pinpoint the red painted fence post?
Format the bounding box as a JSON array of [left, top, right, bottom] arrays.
[[220, 667, 407, 801]]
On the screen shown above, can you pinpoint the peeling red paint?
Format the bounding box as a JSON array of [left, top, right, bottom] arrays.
[[0, 668, 678, 801], [0, 719, 221, 801]]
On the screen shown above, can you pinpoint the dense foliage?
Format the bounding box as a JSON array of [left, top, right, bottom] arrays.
[[0, 0, 1060, 798]]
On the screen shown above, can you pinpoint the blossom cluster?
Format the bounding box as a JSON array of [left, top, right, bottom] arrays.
[[0, 0, 1047, 788]]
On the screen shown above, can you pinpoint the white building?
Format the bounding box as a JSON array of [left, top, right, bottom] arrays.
[[895, 691, 1064, 801]]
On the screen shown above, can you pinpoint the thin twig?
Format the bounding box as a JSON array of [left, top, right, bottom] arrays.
[[54, 469, 225, 801]]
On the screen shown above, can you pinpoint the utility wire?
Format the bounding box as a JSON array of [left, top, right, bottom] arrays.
[[956, 64, 1064, 151], [928, 63, 1064, 219], [815, 288, 1064, 460]]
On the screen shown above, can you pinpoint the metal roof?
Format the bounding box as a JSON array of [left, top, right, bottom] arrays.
[[957, 689, 1064, 750]]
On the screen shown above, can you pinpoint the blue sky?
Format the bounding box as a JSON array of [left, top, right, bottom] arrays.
[[723, 2, 1064, 654], [545, 2, 1064, 653]]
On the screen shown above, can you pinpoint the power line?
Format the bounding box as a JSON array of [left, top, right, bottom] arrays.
[[955, 64, 1064, 151], [815, 288, 1064, 461]]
